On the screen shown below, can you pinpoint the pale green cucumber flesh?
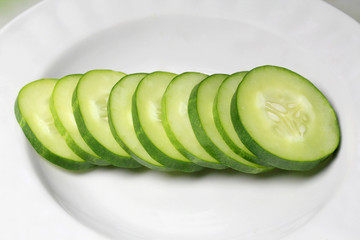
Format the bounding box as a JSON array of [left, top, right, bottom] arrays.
[[162, 72, 226, 169], [108, 73, 173, 171], [15, 79, 94, 170], [232, 65, 340, 170], [133, 71, 203, 172], [73, 70, 141, 168], [189, 74, 270, 173], [50, 74, 109, 166], [214, 72, 273, 167]]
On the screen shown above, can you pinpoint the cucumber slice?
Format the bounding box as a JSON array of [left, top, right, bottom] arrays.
[[162, 72, 226, 169], [50, 74, 109, 166], [133, 71, 203, 172], [189, 74, 271, 173], [15, 79, 94, 170], [108, 73, 173, 171], [231, 65, 340, 170], [73, 70, 141, 168], [214, 72, 272, 167]]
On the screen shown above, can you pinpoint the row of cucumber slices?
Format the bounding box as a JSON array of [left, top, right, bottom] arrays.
[[15, 65, 340, 173]]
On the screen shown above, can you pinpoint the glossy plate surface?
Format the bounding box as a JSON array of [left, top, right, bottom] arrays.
[[1, 0, 359, 239]]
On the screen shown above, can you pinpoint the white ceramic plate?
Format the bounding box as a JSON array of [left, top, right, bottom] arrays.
[[1, 0, 360, 239]]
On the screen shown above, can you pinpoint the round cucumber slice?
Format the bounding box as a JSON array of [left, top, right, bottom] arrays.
[[133, 71, 203, 172], [15, 79, 94, 170], [231, 65, 340, 170], [189, 74, 271, 174], [108, 73, 173, 171], [214, 71, 272, 167], [50, 74, 109, 166], [73, 70, 141, 168], [162, 72, 226, 169]]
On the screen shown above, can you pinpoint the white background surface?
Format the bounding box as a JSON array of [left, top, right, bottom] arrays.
[[1, 0, 360, 28]]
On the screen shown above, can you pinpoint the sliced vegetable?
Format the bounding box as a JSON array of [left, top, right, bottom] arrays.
[[133, 71, 203, 172], [214, 71, 272, 167], [73, 70, 141, 168], [50, 74, 109, 166], [231, 65, 340, 170], [109, 73, 173, 171], [162, 72, 226, 169], [15, 65, 339, 173], [189, 74, 271, 173], [15, 79, 94, 170]]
